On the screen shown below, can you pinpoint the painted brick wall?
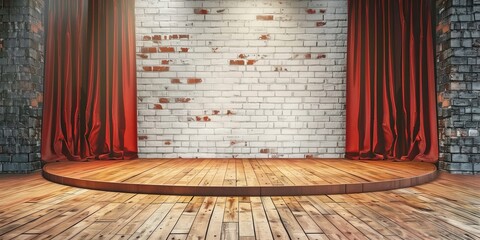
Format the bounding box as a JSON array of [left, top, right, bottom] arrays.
[[135, 0, 348, 158], [0, 0, 44, 172], [437, 0, 480, 174]]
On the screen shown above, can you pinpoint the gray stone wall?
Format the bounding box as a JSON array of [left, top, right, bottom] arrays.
[[0, 0, 44, 173], [437, 0, 480, 174]]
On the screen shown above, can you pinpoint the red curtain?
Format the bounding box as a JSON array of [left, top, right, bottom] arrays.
[[346, 0, 438, 162], [42, 0, 137, 162]]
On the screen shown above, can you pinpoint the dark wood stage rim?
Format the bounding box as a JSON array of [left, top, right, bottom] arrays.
[[43, 159, 438, 196]]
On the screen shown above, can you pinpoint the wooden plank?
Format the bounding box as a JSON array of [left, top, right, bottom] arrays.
[[262, 197, 290, 240], [271, 197, 309, 240], [206, 197, 226, 240], [148, 203, 188, 240], [171, 197, 205, 234], [221, 223, 238, 240], [223, 197, 238, 223], [250, 197, 273, 240], [129, 203, 175, 239], [186, 197, 217, 239], [238, 202, 255, 238]]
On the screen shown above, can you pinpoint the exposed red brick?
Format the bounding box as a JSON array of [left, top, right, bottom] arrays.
[[137, 54, 148, 59], [227, 110, 234, 115], [170, 34, 179, 39], [259, 34, 271, 40], [171, 78, 181, 84], [317, 54, 326, 59], [305, 154, 313, 159], [316, 21, 327, 27], [238, 54, 247, 59], [141, 47, 157, 53], [152, 66, 170, 72], [179, 34, 190, 39], [143, 66, 152, 71], [143, 36, 152, 41], [187, 78, 202, 84], [159, 98, 170, 103], [181, 47, 189, 52], [260, 149, 269, 154], [31, 99, 38, 107], [305, 53, 312, 59], [159, 47, 175, 52], [437, 23, 450, 34], [138, 135, 148, 140], [306, 9, 316, 14], [36, 93, 43, 103], [213, 110, 220, 115], [175, 98, 191, 103], [442, 99, 450, 108], [319, 9, 327, 13], [153, 104, 163, 110], [162, 60, 170, 65], [256, 15, 274, 21], [152, 35, 162, 41], [30, 22, 43, 33], [230, 60, 245, 65], [196, 116, 211, 121], [247, 60, 257, 65], [194, 8, 209, 14], [164, 141, 171, 145]]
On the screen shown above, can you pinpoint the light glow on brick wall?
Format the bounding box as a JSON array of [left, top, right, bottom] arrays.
[[135, 0, 347, 158]]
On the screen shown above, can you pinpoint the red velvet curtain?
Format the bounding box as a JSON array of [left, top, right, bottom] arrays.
[[346, 0, 438, 162], [42, 0, 137, 162]]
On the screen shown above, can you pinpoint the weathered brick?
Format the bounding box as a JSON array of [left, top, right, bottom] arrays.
[[171, 78, 181, 84], [187, 78, 202, 84], [152, 66, 170, 72], [256, 15, 274, 21], [159, 98, 170, 103], [194, 8, 209, 14], [230, 60, 245, 65], [136, 0, 348, 159], [159, 47, 175, 52], [141, 47, 157, 53]]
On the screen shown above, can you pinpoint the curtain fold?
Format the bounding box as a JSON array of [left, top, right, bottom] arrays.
[[42, 0, 137, 162], [346, 0, 438, 162]]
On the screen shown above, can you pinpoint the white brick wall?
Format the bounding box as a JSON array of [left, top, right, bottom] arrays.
[[135, 0, 347, 158]]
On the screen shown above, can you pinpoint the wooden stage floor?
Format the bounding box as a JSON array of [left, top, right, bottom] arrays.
[[43, 159, 437, 196]]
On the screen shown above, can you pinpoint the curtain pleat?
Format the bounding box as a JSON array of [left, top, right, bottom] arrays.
[[346, 0, 438, 162], [42, 0, 137, 162]]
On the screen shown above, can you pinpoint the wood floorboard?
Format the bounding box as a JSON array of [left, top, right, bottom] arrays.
[[1, 167, 479, 240]]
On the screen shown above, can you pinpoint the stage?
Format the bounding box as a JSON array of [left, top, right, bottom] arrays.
[[42, 159, 437, 196]]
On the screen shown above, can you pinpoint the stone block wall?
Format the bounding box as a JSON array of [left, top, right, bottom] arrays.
[[437, 0, 480, 174], [135, 0, 348, 158], [0, 0, 44, 173]]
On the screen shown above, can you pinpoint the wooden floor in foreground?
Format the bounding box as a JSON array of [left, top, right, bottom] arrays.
[[0, 172, 479, 240]]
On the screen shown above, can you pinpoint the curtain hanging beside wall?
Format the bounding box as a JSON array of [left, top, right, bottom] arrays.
[[42, 0, 137, 161], [345, 0, 438, 162]]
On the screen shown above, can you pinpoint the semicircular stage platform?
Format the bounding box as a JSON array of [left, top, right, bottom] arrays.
[[42, 158, 438, 196]]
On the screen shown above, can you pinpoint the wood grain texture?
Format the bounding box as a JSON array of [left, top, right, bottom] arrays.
[[42, 159, 437, 196], [0, 172, 478, 239]]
